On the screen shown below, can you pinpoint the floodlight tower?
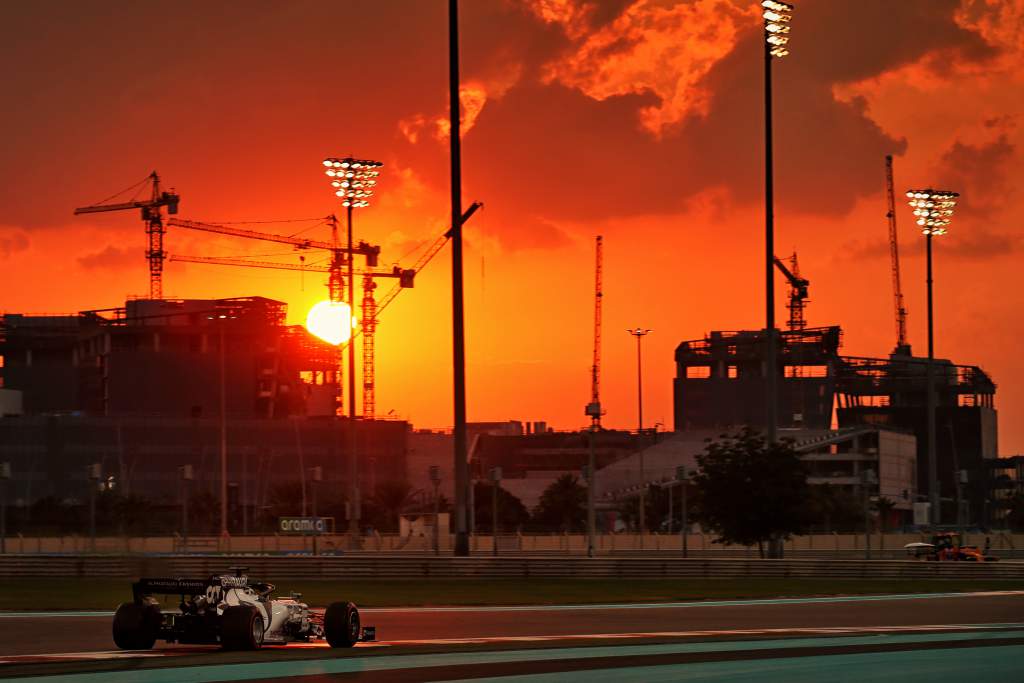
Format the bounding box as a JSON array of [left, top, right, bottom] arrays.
[[906, 188, 959, 526], [762, 0, 793, 445], [322, 156, 383, 540], [627, 327, 652, 538]]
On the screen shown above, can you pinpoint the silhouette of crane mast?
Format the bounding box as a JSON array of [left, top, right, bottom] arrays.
[[74, 171, 180, 299], [168, 202, 480, 418], [886, 154, 909, 353], [773, 252, 810, 332]]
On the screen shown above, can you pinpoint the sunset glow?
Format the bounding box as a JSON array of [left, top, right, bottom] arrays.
[[0, 0, 1021, 451], [305, 301, 354, 347]]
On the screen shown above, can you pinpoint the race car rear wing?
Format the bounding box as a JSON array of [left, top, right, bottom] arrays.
[[133, 578, 210, 602]]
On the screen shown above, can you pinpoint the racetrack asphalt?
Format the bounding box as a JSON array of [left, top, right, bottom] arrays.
[[1, 591, 1022, 681]]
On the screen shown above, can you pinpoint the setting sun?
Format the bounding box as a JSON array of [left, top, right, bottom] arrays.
[[305, 300, 354, 346]]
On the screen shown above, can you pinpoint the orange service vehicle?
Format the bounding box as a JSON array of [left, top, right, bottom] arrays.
[[904, 532, 998, 562]]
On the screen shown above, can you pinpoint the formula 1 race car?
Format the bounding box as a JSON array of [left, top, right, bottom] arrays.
[[112, 569, 374, 650]]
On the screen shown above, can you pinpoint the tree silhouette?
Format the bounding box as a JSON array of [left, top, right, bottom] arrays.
[[693, 427, 813, 558], [473, 481, 530, 532], [531, 474, 586, 532], [364, 481, 416, 533], [873, 496, 896, 533]]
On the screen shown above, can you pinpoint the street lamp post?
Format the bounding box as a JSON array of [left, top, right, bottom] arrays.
[[627, 328, 652, 538], [907, 188, 959, 526], [762, 0, 793, 445], [322, 156, 383, 546]]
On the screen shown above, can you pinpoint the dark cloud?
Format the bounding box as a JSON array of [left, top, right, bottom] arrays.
[[77, 245, 137, 270], [943, 229, 1024, 259], [842, 228, 1024, 263], [443, 0, 1008, 239], [0, 230, 29, 258], [937, 134, 1015, 217], [794, 0, 996, 85]]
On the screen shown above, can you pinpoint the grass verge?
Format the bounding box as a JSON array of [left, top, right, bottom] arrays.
[[2, 578, 1023, 611]]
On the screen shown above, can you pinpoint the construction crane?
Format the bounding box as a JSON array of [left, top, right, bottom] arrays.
[[167, 216, 380, 275], [74, 171, 180, 299], [360, 201, 480, 418], [170, 202, 479, 418], [886, 155, 909, 353], [585, 235, 603, 428], [169, 214, 382, 415], [773, 252, 809, 331]]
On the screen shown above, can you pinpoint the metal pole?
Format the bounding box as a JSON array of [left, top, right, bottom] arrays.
[[926, 233, 939, 525], [89, 475, 96, 553], [681, 480, 688, 558], [0, 478, 6, 555], [219, 320, 228, 538], [863, 475, 871, 561], [0, 463, 8, 555], [636, 332, 644, 434], [492, 478, 499, 557], [636, 333, 645, 540], [312, 477, 319, 557], [449, 0, 469, 557], [764, 31, 778, 445], [295, 418, 306, 518], [433, 480, 441, 556], [347, 205, 361, 546], [182, 474, 189, 553], [667, 482, 673, 535], [586, 429, 596, 558]]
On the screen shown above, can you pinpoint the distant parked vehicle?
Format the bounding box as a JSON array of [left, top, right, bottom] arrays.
[[113, 568, 374, 650]]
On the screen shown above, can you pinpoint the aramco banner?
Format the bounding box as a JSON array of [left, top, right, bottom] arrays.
[[278, 516, 332, 535]]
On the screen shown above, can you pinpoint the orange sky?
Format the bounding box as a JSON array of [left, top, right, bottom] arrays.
[[1, 1, 1022, 452]]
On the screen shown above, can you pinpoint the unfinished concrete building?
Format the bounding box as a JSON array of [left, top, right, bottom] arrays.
[[835, 348, 997, 526], [0, 297, 339, 419], [673, 326, 997, 526], [674, 327, 842, 431]]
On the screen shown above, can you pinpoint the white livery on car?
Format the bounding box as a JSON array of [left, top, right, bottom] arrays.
[[112, 569, 373, 650]]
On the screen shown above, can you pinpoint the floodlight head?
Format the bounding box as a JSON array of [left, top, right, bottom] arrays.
[[764, 0, 794, 58], [906, 188, 959, 236], [322, 157, 383, 209]]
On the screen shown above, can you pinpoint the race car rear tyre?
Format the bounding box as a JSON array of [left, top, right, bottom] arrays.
[[324, 601, 360, 648], [112, 601, 161, 650], [221, 605, 265, 650]]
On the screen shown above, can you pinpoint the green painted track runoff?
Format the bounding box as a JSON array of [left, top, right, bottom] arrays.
[[451, 644, 1024, 682], [3, 628, 1021, 683]]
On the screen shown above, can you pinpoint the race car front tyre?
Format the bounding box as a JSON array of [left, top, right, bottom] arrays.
[[221, 605, 265, 650], [112, 601, 161, 650], [324, 601, 360, 648]]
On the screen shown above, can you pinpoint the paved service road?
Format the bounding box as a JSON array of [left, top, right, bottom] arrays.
[[0, 592, 1022, 681]]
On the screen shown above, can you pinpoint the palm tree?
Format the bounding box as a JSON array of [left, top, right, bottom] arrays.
[[367, 481, 416, 533], [873, 496, 896, 533]]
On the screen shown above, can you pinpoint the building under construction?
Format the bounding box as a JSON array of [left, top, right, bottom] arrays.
[[1, 297, 341, 419], [674, 327, 997, 525], [0, 297, 409, 516]]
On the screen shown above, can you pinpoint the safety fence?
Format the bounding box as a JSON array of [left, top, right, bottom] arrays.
[[2, 531, 1021, 559], [0, 554, 1022, 580]]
